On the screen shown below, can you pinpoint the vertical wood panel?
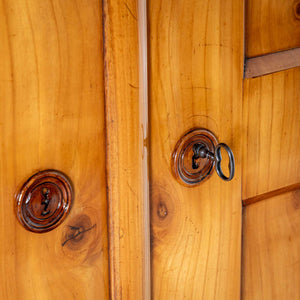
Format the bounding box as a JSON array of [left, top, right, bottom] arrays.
[[149, 0, 243, 298], [242, 68, 300, 201], [103, 0, 150, 299], [242, 190, 300, 299], [246, 0, 300, 57], [0, 0, 109, 299]]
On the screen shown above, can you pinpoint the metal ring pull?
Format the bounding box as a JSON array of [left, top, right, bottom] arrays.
[[192, 142, 235, 182], [172, 128, 235, 186], [214, 143, 235, 181]]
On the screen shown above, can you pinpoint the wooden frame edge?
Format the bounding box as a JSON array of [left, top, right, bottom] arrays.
[[103, 0, 150, 299]]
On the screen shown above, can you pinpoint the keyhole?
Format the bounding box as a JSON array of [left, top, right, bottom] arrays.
[[41, 187, 51, 216], [192, 143, 214, 169]]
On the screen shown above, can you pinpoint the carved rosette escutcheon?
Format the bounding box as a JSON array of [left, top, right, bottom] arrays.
[[15, 170, 73, 233], [172, 128, 219, 186]]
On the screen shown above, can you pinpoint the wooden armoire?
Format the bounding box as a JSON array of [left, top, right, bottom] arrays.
[[1, 0, 299, 299]]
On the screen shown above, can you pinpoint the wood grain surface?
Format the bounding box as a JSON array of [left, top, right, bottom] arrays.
[[246, 0, 300, 57], [103, 0, 150, 299], [0, 0, 109, 299], [149, 0, 243, 298], [242, 189, 300, 299], [242, 67, 300, 201]]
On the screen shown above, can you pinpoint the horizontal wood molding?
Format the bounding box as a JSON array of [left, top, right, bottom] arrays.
[[103, 0, 150, 299], [245, 48, 300, 78], [243, 183, 300, 206]]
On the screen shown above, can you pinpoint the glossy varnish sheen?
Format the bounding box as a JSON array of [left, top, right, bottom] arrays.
[[242, 189, 300, 299], [242, 67, 300, 202], [149, 0, 243, 298], [103, 0, 150, 299], [0, 0, 109, 298], [246, 0, 300, 57]]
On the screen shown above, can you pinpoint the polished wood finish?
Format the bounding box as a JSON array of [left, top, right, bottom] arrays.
[[242, 189, 300, 299], [16, 170, 73, 233], [242, 67, 300, 201], [149, 0, 243, 298], [0, 0, 109, 298], [244, 48, 300, 78], [246, 0, 300, 57], [172, 128, 218, 186], [103, 0, 150, 299]]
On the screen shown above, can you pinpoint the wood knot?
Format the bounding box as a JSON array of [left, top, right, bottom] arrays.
[[61, 214, 96, 249], [151, 182, 178, 228], [151, 182, 180, 247], [157, 201, 168, 219]]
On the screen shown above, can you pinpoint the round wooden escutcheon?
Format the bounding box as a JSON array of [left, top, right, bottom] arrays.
[[15, 170, 73, 233], [172, 128, 218, 186]]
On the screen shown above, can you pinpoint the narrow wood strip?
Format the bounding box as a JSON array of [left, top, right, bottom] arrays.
[[243, 183, 300, 206], [138, 0, 151, 299], [244, 48, 300, 78], [103, 0, 150, 299]]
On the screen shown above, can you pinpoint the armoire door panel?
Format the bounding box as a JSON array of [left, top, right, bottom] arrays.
[[246, 0, 300, 57], [0, 0, 109, 298], [149, 0, 243, 298], [242, 189, 300, 299], [242, 67, 300, 201]]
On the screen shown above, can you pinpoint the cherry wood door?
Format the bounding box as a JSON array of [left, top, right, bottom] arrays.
[[0, 1, 109, 298], [1, 0, 299, 299], [241, 66, 300, 299], [147, 0, 299, 298], [242, 1, 300, 297], [148, 0, 243, 298]]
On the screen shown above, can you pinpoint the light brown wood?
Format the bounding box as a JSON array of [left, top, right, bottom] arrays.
[[246, 0, 300, 57], [242, 67, 300, 201], [244, 48, 300, 78], [242, 189, 300, 299], [0, 0, 109, 298], [103, 0, 150, 299], [149, 0, 243, 298]]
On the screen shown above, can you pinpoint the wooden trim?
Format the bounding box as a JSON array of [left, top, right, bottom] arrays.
[[244, 48, 300, 78], [138, 0, 151, 299], [243, 183, 300, 206], [103, 0, 150, 299]]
